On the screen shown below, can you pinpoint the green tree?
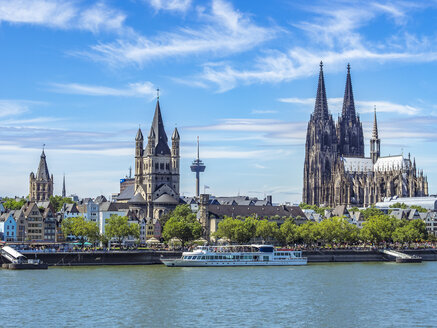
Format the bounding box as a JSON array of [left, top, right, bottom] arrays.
[[2, 197, 26, 210], [297, 221, 320, 246], [255, 219, 278, 243], [214, 217, 239, 241], [279, 219, 299, 246], [50, 195, 75, 212], [162, 205, 202, 246], [298, 202, 327, 215], [389, 202, 408, 209], [360, 206, 384, 219], [61, 216, 99, 247], [105, 215, 140, 247], [234, 217, 258, 244], [410, 205, 428, 213], [359, 215, 397, 245]]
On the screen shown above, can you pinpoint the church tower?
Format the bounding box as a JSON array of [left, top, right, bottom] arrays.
[[29, 147, 54, 202], [336, 64, 365, 158], [303, 62, 338, 206], [133, 97, 180, 219], [370, 106, 380, 164]]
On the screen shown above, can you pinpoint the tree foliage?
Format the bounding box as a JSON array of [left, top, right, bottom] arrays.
[[61, 216, 99, 246], [2, 197, 26, 210], [298, 202, 329, 215], [162, 205, 202, 246], [50, 195, 75, 212], [360, 206, 384, 219], [105, 215, 140, 246]]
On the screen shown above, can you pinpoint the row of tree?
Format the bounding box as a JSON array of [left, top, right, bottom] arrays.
[[214, 214, 431, 246], [61, 215, 139, 247]]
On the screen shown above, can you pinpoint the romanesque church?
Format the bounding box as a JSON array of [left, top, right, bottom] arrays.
[[128, 99, 181, 220], [303, 63, 428, 207]]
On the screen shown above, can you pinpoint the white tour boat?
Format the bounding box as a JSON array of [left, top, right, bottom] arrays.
[[161, 245, 307, 267]]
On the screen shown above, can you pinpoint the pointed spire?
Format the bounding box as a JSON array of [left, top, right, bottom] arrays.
[[372, 106, 378, 139], [172, 127, 180, 140], [342, 63, 356, 123], [37, 147, 50, 181], [135, 127, 143, 141], [151, 99, 170, 155], [62, 174, 66, 198], [313, 61, 329, 121], [148, 127, 155, 139]]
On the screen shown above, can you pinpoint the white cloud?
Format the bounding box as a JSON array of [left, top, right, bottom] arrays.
[[0, 100, 29, 117], [78, 2, 126, 33], [197, 2, 437, 91], [181, 146, 292, 159], [146, 0, 192, 12], [251, 110, 278, 114], [49, 81, 156, 98], [278, 97, 421, 115], [87, 0, 276, 66], [0, 0, 126, 33]]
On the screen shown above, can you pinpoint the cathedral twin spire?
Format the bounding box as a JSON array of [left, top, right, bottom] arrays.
[[342, 63, 357, 123], [313, 61, 330, 121]]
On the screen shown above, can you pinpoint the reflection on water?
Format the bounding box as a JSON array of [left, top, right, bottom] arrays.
[[0, 262, 436, 328]]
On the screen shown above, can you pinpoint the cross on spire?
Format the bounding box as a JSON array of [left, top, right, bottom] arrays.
[[156, 88, 160, 100]]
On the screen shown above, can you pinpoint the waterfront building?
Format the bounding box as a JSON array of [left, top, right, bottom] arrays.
[[303, 63, 428, 207], [197, 194, 306, 241], [117, 98, 181, 222], [61, 203, 79, 219], [36, 201, 59, 241], [22, 202, 44, 241], [0, 213, 17, 241], [11, 209, 26, 241], [98, 202, 129, 234], [423, 212, 437, 236], [29, 149, 54, 202]]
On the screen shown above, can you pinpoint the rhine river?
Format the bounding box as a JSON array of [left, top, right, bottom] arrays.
[[1, 262, 436, 328]]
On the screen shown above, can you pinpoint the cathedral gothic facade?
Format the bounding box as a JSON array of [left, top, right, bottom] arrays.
[[303, 63, 428, 207]]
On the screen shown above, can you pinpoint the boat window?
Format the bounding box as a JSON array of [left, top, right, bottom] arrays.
[[200, 256, 205, 260]]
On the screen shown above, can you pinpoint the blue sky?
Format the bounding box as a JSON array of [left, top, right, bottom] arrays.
[[1, 0, 437, 203]]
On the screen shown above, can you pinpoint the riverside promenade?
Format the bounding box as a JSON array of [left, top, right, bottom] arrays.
[[1, 248, 436, 266]]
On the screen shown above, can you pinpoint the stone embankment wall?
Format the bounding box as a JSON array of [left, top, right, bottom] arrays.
[[1, 249, 436, 266], [4, 250, 181, 266], [303, 249, 437, 262]]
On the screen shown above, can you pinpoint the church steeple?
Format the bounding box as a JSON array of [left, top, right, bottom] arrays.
[[370, 106, 380, 164], [37, 147, 50, 181], [372, 106, 378, 139], [313, 61, 329, 121], [336, 63, 364, 158], [62, 174, 66, 198], [150, 99, 170, 155], [341, 63, 356, 123]]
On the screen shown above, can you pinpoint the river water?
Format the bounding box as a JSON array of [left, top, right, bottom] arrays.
[[0, 262, 436, 328]]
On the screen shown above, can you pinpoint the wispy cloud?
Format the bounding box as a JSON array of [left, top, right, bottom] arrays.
[[0, 0, 126, 33], [145, 0, 192, 12], [49, 81, 156, 98], [278, 97, 421, 115], [86, 0, 277, 66], [197, 1, 437, 91], [251, 110, 278, 114], [0, 99, 48, 118]]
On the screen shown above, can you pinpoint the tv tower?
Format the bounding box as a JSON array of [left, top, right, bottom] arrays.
[[190, 136, 206, 198]]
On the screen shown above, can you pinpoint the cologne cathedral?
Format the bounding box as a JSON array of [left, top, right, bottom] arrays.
[[303, 62, 428, 207]]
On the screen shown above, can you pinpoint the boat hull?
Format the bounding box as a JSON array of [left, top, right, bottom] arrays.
[[161, 258, 307, 267]]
